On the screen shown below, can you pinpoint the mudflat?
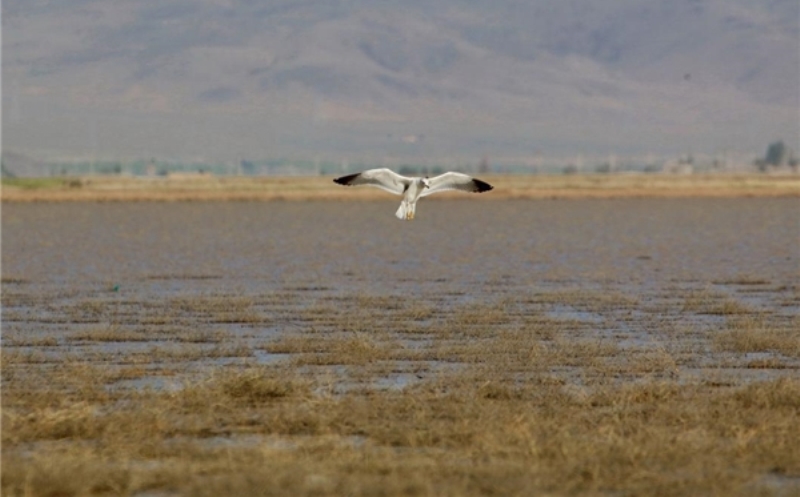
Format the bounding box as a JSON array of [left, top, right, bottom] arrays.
[[2, 198, 799, 496]]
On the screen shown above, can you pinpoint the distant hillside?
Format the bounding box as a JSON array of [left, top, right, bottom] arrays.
[[3, 0, 798, 161], [1, 151, 48, 177]]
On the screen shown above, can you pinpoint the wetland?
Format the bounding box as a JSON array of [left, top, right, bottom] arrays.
[[2, 195, 799, 496]]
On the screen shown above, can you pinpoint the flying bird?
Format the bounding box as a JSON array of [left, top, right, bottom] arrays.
[[333, 168, 493, 220]]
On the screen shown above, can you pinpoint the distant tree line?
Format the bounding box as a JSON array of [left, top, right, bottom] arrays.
[[755, 140, 798, 172]]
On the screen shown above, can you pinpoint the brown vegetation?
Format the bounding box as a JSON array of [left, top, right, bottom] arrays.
[[2, 173, 799, 202], [3, 286, 800, 496], [3, 198, 798, 495]]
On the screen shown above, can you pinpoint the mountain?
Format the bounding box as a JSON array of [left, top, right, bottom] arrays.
[[3, 0, 798, 163]]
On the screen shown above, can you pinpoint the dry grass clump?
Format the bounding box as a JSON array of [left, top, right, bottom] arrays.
[[712, 275, 772, 286], [731, 377, 800, 409], [266, 332, 397, 367], [714, 317, 800, 357], [3, 334, 60, 347], [66, 325, 156, 343], [593, 346, 680, 377], [527, 288, 639, 311], [68, 299, 109, 322], [170, 295, 263, 323], [173, 329, 231, 343], [681, 289, 755, 315], [211, 368, 312, 404]]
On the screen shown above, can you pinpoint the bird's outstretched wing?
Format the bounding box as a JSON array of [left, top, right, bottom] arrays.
[[420, 172, 493, 197], [333, 168, 410, 195]]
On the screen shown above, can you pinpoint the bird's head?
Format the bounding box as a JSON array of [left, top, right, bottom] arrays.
[[421, 178, 431, 189]]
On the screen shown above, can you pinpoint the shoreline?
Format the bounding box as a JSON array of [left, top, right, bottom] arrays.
[[2, 173, 799, 202]]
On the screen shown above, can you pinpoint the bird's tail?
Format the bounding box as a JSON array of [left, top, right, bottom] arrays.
[[395, 201, 416, 220], [395, 202, 408, 220]]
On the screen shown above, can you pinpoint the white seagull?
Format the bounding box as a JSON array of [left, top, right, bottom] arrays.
[[333, 168, 493, 220]]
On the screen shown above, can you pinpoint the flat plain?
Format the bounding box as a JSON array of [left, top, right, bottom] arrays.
[[2, 172, 799, 201], [2, 181, 800, 495]]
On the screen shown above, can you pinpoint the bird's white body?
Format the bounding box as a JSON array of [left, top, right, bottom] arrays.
[[395, 177, 428, 220], [333, 168, 493, 220]]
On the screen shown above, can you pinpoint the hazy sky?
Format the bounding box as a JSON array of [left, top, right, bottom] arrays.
[[3, 0, 798, 163]]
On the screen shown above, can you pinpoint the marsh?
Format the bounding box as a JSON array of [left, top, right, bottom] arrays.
[[2, 198, 799, 496]]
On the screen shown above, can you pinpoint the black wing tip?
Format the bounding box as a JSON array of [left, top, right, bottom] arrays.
[[472, 178, 494, 193], [333, 173, 360, 186]]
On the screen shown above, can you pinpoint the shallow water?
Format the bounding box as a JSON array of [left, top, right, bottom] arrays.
[[5, 198, 798, 286], [3, 198, 799, 387]]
